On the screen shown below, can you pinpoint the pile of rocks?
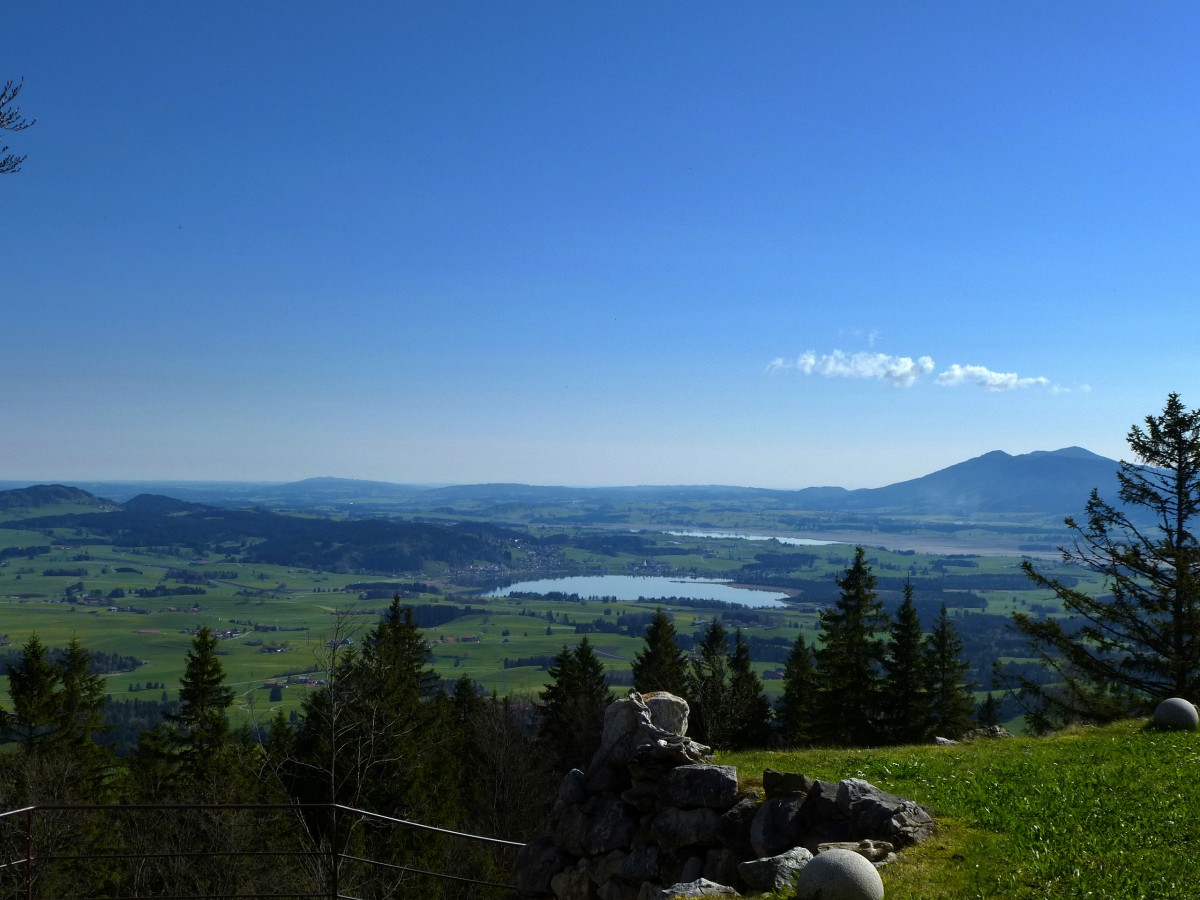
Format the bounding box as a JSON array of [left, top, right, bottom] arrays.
[[515, 692, 935, 899]]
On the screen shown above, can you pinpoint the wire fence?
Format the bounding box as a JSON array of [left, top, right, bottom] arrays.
[[0, 802, 524, 900]]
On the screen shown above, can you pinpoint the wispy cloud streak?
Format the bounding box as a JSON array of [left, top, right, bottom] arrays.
[[935, 364, 1047, 391]]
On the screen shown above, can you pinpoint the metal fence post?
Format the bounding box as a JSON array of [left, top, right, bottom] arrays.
[[329, 804, 338, 900], [24, 806, 33, 900]]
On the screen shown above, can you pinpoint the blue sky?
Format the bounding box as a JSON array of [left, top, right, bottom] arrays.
[[4, 2, 1199, 489]]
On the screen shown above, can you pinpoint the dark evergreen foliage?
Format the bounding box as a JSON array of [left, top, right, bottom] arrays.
[[813, 546, 888, 746], [686, 619, 733, 747], [776, 632, 816, 747], [164, 626, 236, 778], [924, 605, 976, 740], [538, 636, 612, 772], [631, 608, 689, 695], [1015, 393, 1200, 729], [3, 633, 58, 746], [882, 580, 931, 744], [727, 629, 773, 749]]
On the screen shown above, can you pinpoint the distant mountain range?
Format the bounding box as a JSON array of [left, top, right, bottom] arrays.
[[793, 446, 1122, 515], [0, 447, 1124, 519]]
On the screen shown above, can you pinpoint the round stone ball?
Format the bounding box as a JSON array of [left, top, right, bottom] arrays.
[[1153, 697, 1199, 730], [794, 848, 884, 900]]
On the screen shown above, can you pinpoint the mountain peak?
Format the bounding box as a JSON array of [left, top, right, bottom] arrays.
[[1025, 446, 1108, 461]]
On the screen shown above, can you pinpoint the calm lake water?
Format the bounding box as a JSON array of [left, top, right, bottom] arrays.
[[485, 575, 789, 608], [665, 530, 840, 547]]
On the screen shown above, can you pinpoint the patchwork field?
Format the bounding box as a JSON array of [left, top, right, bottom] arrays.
[[0, 510, 1100, 733]]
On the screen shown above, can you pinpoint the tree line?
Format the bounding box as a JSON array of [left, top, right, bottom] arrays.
[[0, 602, 554, 898], [0, 552, 978, 897], [536, 545, 982, 774]]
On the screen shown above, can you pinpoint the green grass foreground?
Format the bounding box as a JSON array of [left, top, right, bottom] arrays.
[[719, 720, 1199, 899]]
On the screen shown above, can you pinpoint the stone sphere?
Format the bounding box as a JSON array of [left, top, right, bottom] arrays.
[[794, 848, 884, 900], [1153, 697, 1199, 730]]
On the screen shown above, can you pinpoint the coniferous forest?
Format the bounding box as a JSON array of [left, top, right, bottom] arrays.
[[1, 549, 981, 899]]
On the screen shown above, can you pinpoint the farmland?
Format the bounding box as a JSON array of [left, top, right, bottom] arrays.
[[0, 486, 1102, 737]]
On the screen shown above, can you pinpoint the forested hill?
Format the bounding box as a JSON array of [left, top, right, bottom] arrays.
[[5, 495, 512, 574], [0, 483, 114, 511]]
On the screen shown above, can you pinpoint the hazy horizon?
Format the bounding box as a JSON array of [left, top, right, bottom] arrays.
[[0, 443, 1116, 493], [7, 4, 1194, 489]]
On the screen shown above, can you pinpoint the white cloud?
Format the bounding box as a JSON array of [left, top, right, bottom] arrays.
[[769, 348, 1071, 393], [935, 364, 1049, 391], [789, 350, 935, 388]]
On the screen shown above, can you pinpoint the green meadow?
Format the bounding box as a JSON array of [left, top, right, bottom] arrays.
[[0, 515, 1100, 726], [723, 719, 1200, 899]]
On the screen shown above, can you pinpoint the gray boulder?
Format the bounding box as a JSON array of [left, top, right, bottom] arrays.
[[1154, 697, 1199, 730], [550, 768, 591, 826], [515, 835, 573, 897], [703, 847, 745, 891], [659, 765, 739, 810], [550, 858, 597, 900], [620, 779, 659, 813], [628, 736, 713, 782], [594, 849, 628, 885], [559, 768, 591, 805], [737, 846, 813, 892], [637, 878, 741, 900], [800, 779, 844, 828], [762, 769, 813, 799], [591, 693, 711, 791], [794, 848, 884, 900], [557, 795, 640, 857], [959, 725, 1013, 741], [749, 796, 806, 858], [619, 844, 661, 882], [837, 777, 934, 847], [650, 806, 724, 851], [718, 795, 760, 858], [678, 855, 705, 884], [643, 691, 690, 735]]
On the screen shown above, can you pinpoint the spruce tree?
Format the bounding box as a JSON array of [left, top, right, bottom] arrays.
[[882, 580, 931, 744], [51, 637, 110, 793], [813, 546, 888, 746], [631, 608, 689, 696], [167, 626, 236, 777], [293, 598, 462, 895], [4, 634, 60, 747], [538, 636, 611, 772], [924, 604, 976, 740], [55, 638, 108, 745], [1016, 393, 1200, 727], [777, 632, 816, 747], [687, 620, 733, 747], [727, 629, 772, 749]]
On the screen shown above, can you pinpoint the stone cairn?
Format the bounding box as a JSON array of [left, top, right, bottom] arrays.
[[515, 692, 935, 900]]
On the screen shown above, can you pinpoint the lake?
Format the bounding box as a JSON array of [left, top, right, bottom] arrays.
[[665, 530, 840, 546], [485, 575, 789, 608]]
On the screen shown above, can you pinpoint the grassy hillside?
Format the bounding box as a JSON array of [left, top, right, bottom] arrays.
[[721, 719, 1197, 899]]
